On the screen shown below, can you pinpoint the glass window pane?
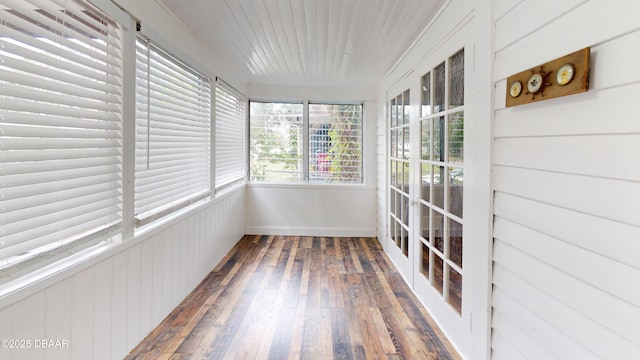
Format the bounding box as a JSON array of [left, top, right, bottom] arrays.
[[434, 62, 445, 113], [433, 116, 444, 162], [448, 218, 463, 268], [309, 104, 363, 184], [448, 268, 462, 313], [449, 49, 464, 108], [421, 163, 431, 203], [421, 72, 431, 117], [249, 102, 303, 182], [449, 167, 463, 218], [433, 165, 445, 209], [421, 120, 431, 160], [448, 112, 464, 164]]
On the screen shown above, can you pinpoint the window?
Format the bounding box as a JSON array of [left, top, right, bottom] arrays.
[[0, 0, 123, 275], [309, 104, 363, 183], [215, 79, 247, 190], [249, 101, 363, 184], [249, 102, 303, 182], [135, 37, 211, 226]]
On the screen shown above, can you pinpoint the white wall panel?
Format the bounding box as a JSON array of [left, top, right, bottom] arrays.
[[492, 1, 640, 359], [494, 0, 640, 80], [71, 269, 94, 360], [46, 278, 73, 360], [245, 185, 377, 237], [92, 259, 113, 360]]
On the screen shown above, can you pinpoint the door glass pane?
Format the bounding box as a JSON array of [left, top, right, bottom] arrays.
[[433, 116, 444, 162], [433, 211, 444, 253], [421, 242, 430, 278], [396, 128, 408, 159], [421, 163, 431, 203], [421, 120, 431, 160], [403, 127, 411, 160], [402, 226, 408, 256], [448, 218, 463, 268], [433, 165, 444, 209], [448, 268, 462, 313], [433, 254, 444, 294], [402, 194, 409, 227], [421, 203, 430, 240], [449, 167, 463, 218], [448, 112, 464, 164], [449, 49, 464, 108], [421, 72, 431, 117], [403, 89, 411, 125], [434, 62, 445, 113], [390, 98, 396, 127], [390, 188, 396, 216]]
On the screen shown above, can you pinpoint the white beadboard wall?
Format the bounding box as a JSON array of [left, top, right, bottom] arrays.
[[0, 189, 245, 360], [492, 0, 640, 359], [375, 97, 388, 248]]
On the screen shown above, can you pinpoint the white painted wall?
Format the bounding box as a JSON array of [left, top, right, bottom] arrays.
[[245, 85, 378, 238], [0, 1, 248, 359], [492, 0, 640, 359]]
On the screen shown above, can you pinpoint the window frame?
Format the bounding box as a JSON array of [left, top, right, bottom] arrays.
[[248, 100, 365, 185]]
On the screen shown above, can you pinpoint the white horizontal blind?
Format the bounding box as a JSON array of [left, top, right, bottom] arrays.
[[309, 104, 363, 183], [0, 0, 123, 270], [215, 79, 246, 190], [135, 37, 211, 225]]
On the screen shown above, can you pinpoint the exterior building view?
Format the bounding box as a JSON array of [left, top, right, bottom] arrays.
[[0, 0, 638, 359]]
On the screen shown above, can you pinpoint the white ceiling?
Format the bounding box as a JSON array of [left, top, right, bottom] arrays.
[[156, 0, 446, 88]]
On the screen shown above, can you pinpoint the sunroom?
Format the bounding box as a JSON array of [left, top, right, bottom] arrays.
[[1, 0, 638, 359]]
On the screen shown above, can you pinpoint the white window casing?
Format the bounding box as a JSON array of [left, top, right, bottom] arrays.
[[134, 37, 211, 226], [0, 0, 124, 275]]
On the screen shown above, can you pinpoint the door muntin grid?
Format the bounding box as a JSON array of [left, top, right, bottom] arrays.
[[419, 49, 464, 314], [389, 90, 411, 257]]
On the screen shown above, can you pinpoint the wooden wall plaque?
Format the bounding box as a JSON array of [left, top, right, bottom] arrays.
[[505, 47, 590, 107]]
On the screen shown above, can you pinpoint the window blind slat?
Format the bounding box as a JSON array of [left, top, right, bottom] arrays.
[[135, 37, 211, 222], [1, 55, 121, 95], [215, 81, 246, 189], [0, 0, 123, 275]]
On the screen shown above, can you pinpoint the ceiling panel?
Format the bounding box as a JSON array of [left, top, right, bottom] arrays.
[[157, 0, 446, 87]]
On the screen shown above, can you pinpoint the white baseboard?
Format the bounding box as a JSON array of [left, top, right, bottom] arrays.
[[245, 226, 377, 238]]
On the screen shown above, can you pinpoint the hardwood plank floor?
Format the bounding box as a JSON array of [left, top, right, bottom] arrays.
[[126, 235, 460, 360]]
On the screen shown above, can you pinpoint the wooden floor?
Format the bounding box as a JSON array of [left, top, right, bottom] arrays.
[[126, 235, 460, 360]]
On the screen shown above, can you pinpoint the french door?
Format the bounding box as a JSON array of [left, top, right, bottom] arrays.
[[387, 40, 471, 352], [387, 89, 413, 279]]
